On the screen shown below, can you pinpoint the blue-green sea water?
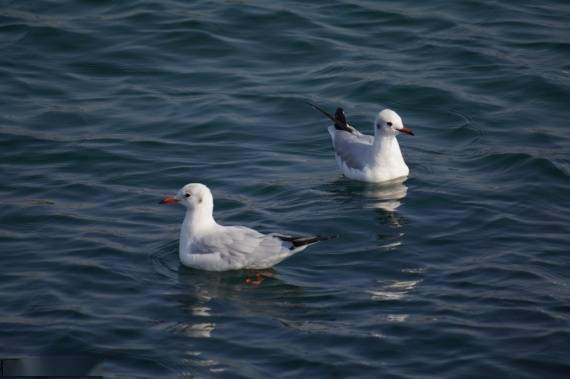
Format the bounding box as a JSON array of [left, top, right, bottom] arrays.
[[1, 1, 569, 377]]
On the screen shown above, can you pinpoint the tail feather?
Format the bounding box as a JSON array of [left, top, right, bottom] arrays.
[[277, 234, 337, 250]]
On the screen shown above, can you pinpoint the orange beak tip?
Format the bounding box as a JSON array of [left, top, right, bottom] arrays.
[[159, 196, 178, 205]]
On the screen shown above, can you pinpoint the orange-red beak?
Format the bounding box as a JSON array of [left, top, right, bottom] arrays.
[[159, 195, 178, 205], [399, 128, 414, 136]]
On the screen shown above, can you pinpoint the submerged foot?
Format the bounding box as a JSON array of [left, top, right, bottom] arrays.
[[244, 270, 274, 286]]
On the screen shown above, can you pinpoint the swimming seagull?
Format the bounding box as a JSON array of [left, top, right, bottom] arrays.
[[308, 102, 414, 183], [160, 183, 335, 271]]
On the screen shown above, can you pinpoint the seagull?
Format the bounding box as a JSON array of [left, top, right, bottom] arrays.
[[308, 103, 414, 183], [160, 183, 335, 272]]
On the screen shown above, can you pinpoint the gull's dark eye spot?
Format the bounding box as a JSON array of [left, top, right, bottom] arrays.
[[387, 122, 393, 127], [184, 193, 191, 198]]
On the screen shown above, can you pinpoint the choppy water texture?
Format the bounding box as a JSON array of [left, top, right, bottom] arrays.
[[1, 0, 569, 377]]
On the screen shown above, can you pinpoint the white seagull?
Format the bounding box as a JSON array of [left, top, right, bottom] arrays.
[[160, 183, 335, 272], [309, 103, 414, 183]]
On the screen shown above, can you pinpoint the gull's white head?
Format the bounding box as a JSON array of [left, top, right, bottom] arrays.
[[374, 109, 414, 137], [160, 183, 214, 212]]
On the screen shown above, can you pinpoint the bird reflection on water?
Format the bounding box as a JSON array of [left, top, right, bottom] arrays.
[[362, 178, 408, 213], [363, 178, 408, 229], [321, 176, 408, 228]]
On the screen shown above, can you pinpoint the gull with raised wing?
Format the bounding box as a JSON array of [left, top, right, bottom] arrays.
[[160, 183, 335, 272], [309, 103, 414, 183]]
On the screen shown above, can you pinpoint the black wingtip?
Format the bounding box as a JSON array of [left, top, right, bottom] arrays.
[[334, 108, 348, 130], [307, 101, 354, 134], [280, 234, 338, 249]]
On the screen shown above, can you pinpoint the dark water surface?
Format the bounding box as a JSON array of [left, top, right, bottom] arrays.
[[1, 0, 569, 377]]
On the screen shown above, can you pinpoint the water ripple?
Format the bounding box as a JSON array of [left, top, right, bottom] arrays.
[[1, 0, 569, 377]]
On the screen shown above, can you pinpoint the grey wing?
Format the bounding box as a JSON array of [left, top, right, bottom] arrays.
[[201, 226, 263, 253], [201, 226, 288, 267], [333, 131, 373, 170], [197, 227, 306, 269], [246, 234, 294, 268]]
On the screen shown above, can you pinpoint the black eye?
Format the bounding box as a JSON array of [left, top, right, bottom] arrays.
[[387, 122, 393, 127], [184, 193, 191, 198]]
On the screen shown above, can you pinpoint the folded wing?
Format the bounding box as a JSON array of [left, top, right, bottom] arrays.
[[332, 131, 374, 171]]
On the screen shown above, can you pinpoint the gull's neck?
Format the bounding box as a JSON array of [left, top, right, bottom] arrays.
[[372, 133, 404, 166], [182, 205, 217, 236]]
